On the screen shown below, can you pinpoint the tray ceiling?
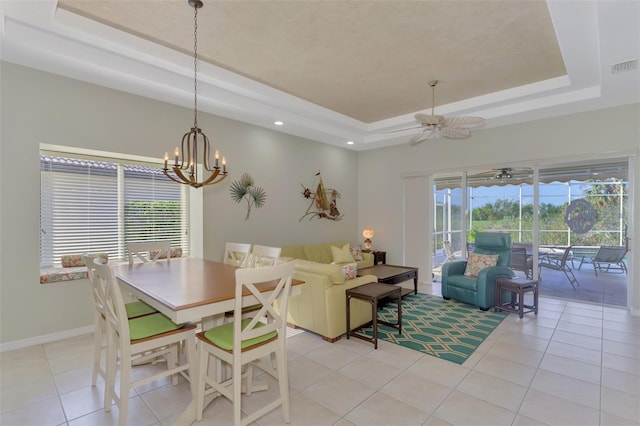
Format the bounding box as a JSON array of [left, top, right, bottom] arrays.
[[1, 0, 638, 150]]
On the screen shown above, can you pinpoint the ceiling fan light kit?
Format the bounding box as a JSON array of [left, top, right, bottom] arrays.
[[495, 168, 513, 180], [409, 80, 485, 145]]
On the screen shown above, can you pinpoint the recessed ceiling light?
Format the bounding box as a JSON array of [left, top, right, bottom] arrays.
[[274, 121, 284, 126], [347, 141, 355, 145]]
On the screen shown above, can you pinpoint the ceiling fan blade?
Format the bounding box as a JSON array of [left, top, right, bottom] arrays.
[[382, 125, 423, 134], [415, 113, 444, 126], [409, 130, 428, 145], [409, 128, 441, 145], [440, 127, 471, 139], [442, 116, 485, 129]]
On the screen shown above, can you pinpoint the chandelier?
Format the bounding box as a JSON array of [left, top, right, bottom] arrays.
[[163, 0, 228, 189]]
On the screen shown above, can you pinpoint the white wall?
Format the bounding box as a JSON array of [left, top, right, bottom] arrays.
[[358, 104, 640, 312], [0, 61, 361, 345]]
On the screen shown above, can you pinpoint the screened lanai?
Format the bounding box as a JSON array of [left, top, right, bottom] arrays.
[[432, 159, 630, 307]]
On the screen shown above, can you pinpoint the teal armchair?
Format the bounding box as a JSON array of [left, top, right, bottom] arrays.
[[441, 232, 513, 310]]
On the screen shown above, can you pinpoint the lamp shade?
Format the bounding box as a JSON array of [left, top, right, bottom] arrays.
[[362, 228, 374, 239]]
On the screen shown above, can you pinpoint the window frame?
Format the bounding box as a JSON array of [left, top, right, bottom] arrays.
[[40, 145, 198, 270]]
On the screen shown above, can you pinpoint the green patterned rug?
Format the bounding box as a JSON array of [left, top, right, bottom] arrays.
[[360, 293, 508, 364]]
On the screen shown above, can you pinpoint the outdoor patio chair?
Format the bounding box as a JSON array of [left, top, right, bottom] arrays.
[[538, 246, 579, 289], [582, 245, 627, 276], [510, 247, 533, 279], [443, 240, 465, 263]]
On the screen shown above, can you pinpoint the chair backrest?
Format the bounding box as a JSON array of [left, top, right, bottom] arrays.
[[127, 241, 171, 265], [250, 245, 281, 267], [473, 232, 512, 266], [92, 261, 131, 345], [594, 245, 627, 263], [510, 247, 529, 271], [557, 246, 573, 267], [466, 242, 475, 257], [512, 242, 533, 251], [232, 262, 295, 353], [83, 254, 109, 319], [223, 242, 253, 267], [443, 241, 455, 260]]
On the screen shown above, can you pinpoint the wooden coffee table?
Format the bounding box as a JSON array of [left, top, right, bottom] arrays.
[[357, 264, 418, 296]]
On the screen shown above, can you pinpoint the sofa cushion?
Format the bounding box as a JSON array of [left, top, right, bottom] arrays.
[[446, 274, 479, 291], [464, 252, 499, 277], [331, 244, 355, 264], [303, 244, 333, 264], [294, 259, 345, 284], [61, 253, 108, 267], [281, 245, 306, 260]]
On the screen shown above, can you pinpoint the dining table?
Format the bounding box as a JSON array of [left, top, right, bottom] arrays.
[[112, 257, 304, 425]]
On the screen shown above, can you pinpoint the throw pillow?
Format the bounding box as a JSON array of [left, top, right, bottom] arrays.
[[341, 262, 357, 280], [464, 252, 499, 277], [331, 243, 355, 264], [350, 245, 363, 261]]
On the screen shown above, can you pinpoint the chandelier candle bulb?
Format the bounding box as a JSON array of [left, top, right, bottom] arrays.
[[214, 150, 219, 168], [174, 147, 179, 166], [222, 157, 226, 173], [164, 152, 169, 169]]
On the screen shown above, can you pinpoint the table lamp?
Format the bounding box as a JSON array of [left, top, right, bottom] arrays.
[[362, 228, 374, 250]]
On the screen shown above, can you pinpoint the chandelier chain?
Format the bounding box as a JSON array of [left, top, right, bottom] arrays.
[[193, 5, 199, 128]]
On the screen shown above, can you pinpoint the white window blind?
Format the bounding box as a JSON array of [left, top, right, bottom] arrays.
[[40, 154, 190, 268]]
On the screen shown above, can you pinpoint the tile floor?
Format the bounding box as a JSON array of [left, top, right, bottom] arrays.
[[1, 282, 639, 426]]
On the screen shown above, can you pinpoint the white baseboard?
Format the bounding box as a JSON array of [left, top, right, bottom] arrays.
[[0, 325, 95, 353]]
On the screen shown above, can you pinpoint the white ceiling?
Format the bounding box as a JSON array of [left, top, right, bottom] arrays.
[[1, 0, 639, 151]]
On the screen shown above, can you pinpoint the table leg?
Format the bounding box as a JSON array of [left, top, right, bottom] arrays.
[[396, 291, 402, 335], [371, 299, 378, 349], [346, 294, 351, 340]]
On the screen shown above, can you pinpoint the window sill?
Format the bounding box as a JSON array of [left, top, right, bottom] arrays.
[[40, 257, 182, 284]]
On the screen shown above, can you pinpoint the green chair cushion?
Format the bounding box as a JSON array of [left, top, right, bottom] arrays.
[[203, 318, 276, 351], [125, 301, 158, 319], [128, 313, 182, 340]]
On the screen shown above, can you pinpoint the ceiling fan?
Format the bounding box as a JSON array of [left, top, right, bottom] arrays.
[[390, 80, 485, 145], [467, 167, 533, 184]]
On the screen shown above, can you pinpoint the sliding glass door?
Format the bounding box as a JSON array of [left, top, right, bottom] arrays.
[[432, 159, 629, 306]]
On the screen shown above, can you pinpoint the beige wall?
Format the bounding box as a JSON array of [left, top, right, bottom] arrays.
[[2, 60, 639, 347], [358, 104, 640, 312], [0, 61, 360, 346]]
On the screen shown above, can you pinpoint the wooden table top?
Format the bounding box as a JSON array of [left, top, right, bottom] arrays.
[[113, 257, 301, 313]]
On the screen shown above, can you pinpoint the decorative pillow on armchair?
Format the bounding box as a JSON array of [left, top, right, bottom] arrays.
[[341, 262, 358, 280], [464, 252, 499, 277]]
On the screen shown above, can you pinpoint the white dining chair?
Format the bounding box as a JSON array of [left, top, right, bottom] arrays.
[[249, 245, 281, 267], [195, 262, 295, 425], [93, 261, 197, 426], [126, 241, 171, 264], [223, 242, 252, 267], [83, 254, 157, 394]]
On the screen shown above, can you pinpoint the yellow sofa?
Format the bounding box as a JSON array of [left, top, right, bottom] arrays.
[[279, 241, 378, 342]]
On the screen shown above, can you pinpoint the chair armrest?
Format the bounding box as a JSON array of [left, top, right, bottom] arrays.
[[442, 260, 468, 276], [441, 260, 468, 298]]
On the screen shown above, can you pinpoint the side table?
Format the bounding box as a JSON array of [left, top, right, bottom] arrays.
[[346, 282, 402, 349], [494, 277, 539, 319], [363, 250, 386, 265]]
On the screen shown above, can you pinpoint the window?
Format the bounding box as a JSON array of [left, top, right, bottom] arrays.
[[40, 153, 190, 268]]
